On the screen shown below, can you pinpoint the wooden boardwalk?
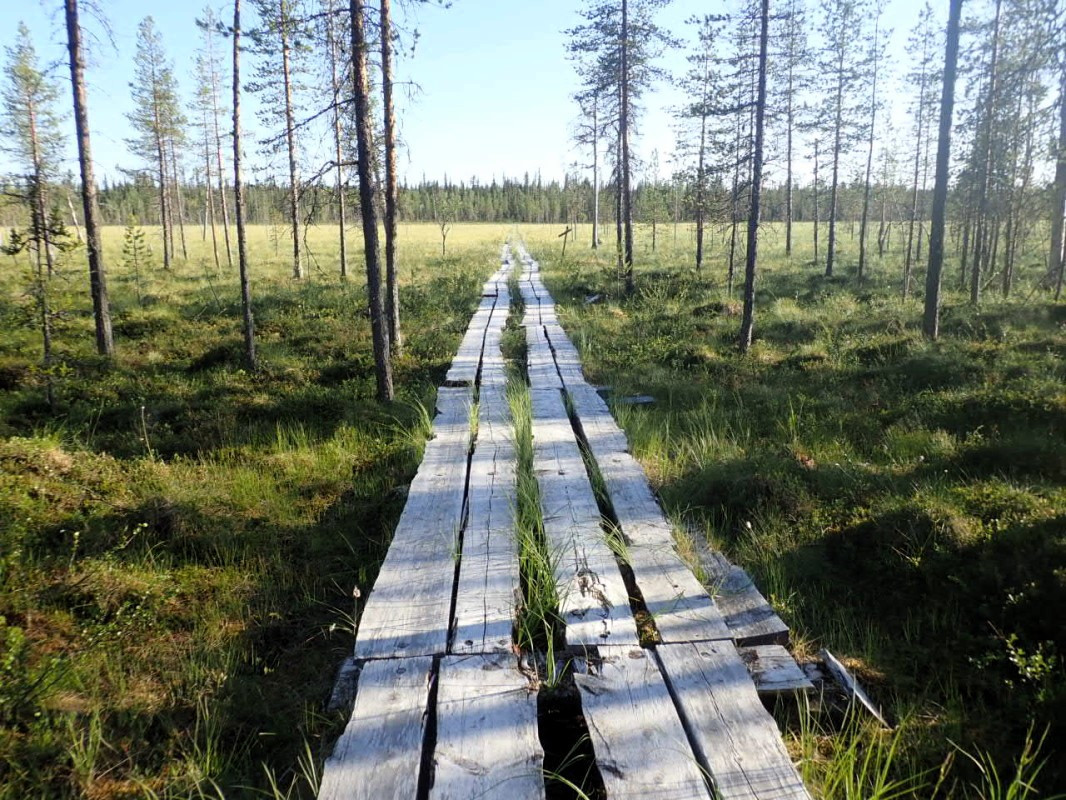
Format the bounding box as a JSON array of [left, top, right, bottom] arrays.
[[319, 244, 811, 800]]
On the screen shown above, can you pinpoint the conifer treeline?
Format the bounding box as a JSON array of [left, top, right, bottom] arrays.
[[1, 174, 945, 229]]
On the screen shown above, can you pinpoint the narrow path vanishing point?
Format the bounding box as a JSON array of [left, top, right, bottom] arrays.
[[318, 243, 813, 800]]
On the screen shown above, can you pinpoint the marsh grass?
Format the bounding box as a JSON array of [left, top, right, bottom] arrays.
[[0, 224, 507, 798], [522, 221, 1066, 796]]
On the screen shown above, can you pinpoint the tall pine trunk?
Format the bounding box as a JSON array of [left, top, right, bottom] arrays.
[[695, 53, 709, 272], [352, 0, 394, 401], [233, 0, 257, 369], [972, 0, 1002, 305], [280, 0, 302, 280], [27, 102, 55, 277], [169, 139, 188, 260], [381, 0, 402, 354], [203, 124, 221, 271], [1050, 63, 1066, 299], [923, 0, 963, 340], [65, 0, 113, 357], [209, 47, 233, 269], [325, 1, 348, 278], [739, 0, 769, 353], [785, 28, 795, 259], [620, 0, 634, 293], [858, 15, 880, 282], [904, 26, 930, 297], [592, 97, 600, 249], [813, 139, 820, 265], [826, 46, 845, 278]]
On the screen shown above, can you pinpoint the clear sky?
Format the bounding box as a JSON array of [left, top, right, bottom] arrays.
[[1, 0, 935, 187]]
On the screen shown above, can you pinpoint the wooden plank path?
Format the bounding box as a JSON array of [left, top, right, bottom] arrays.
[[319, 243, 811, 800]]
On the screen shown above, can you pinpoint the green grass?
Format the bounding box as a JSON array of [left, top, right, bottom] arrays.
[[4, 216, 1064, 797], [521, 220, 1066, 797], [0, 223, 509, 798]]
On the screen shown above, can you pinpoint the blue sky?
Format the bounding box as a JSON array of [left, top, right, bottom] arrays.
[[1, 0, 936, 187]]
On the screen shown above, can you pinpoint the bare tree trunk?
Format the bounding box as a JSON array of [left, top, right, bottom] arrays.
[[972, 0, 1002, 306], [381, 0, 402, 354], [826, 48, 845, 277], [739, 0, 769, 353], [203, 127, 221, 271], [169, 139, 188, 260], [280, 0, 302, 280], [813, 138, 820, 265], [785, 33, 795, 259], [208, 34, 233, 269], [904, 26, 930, 296], [326, 0, 348, 278], [621, 0, 634, 293], [27, 102, 55, 278], [695, 54, 709, 272], [923, 0, 962, 340], [592, 96, 600, 249], [1050, 64, 1066, 300], [959, 211, 972, 290], [156, 132, 171, 268], [66, 190, 83, 242], [233, 0, 256, 370], [352, 0, 394, 401], [858, 15, 881, 282], [65, 0, 113, 357], [728, 111, 741, 293], [615, 148, 624, 276]]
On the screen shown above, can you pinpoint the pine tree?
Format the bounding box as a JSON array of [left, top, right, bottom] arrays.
[[739, 0, 769, 353], [233, 0, 258, 370], [250, 0, 307, 280], [903, 2, 938, 298], [679, 13, 726, 272], [351, 0, 393, 401], [195, 6, 234, 268], [819, 0, 868, 277], [127, 17, 186, 270], [2, 23, 64, 279], [381, 0, 402, 355], [121, 214, 152, 304], [64, 0, 114, 357], [923, 0, 963, 340], [857, 2, 888, 282]]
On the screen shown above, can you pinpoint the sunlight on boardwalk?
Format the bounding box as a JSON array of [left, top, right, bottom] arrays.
[[318, 243, 810, 800]]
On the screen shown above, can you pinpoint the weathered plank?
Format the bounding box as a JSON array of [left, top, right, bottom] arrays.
[[445, 294, 497, 386], [529, 384, 637, 647], [452, 294, 521, 654], [528, 374, 636, 647], [697, 550, 790, 647], [526, 323, 562, 390], [431, 654, 545, 800], [738, 645, 813, 694], [552, 349, 731, 644], [355, 386, 472, 659], [319, 657, 433, 800], [574, 646, 712, 799], [655, 642, 812, 800]]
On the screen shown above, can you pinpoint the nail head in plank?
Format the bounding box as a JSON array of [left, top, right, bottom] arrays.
[[655, 642, 812, 800], [574, 646, 713, 799], [431, 654, 545, 800], [319, 657, 433, 800]]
